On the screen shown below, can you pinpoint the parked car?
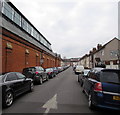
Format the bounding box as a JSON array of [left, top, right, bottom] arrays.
[[1, 72, 33, 108], [45, 68, 56, 78], [73, 65, 76, 71], [83, 68, 120, 110], [78, 69, 90, 86], [58, 67, 64, 73], [75, 65, 84, 74], [63, 65, 70, 70], [22, 66, 49, 84], [52, 67, 59, 74]]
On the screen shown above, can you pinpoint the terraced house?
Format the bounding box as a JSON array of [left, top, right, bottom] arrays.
[[0, 0, 61, 73], [79, 37, 120, 69]]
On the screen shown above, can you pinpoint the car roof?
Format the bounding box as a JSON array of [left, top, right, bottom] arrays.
[[101, 69, 120, 72], [23, 66, 43, 69], [91, 68, 120, 73]]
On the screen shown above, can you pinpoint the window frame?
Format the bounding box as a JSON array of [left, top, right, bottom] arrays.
[[5, 73, 18, 82]]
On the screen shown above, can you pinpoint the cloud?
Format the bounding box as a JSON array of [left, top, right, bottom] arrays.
[[10, 0, 118, 58]]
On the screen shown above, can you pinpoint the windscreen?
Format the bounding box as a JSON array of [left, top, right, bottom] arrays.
[[84, 70, 90, 76]]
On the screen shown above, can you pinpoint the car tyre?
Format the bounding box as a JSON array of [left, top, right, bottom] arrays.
[[3, 91, 14, 107], [80, 82, 83, 87], [88, 94, 94, 110], [29, 82, 34, 92], [46, 75, 49, 81], [78, 76, 80, 82], [39, 77, 43, 85]]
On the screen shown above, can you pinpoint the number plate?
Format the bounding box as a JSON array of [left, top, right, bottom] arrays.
[[113, 96, 120, 100]]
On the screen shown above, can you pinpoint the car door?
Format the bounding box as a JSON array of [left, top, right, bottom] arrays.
[[5, 72, 23, 96], [40, 67, 46, 80], [84, 72, 96, 95], [15, 72, 30, 93]]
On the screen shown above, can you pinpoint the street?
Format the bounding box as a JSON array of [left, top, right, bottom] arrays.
[[2, 67, 119, 114]]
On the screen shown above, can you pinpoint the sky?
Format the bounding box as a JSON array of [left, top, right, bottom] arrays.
[[10, 0, 119, 58]]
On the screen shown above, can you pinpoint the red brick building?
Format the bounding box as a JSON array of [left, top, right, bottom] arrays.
[[0, 0, 61, 73]]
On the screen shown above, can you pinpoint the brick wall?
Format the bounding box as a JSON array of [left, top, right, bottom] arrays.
[[1, 28, 61, 73]]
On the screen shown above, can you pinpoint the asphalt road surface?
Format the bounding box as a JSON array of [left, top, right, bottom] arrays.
[[2, 67, 119, 114]]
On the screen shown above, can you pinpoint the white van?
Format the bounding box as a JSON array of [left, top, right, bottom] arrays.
[[75, 65, 84, 74]]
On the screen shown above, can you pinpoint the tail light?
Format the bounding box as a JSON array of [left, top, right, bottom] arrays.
[[35, 71, 39, 74], [48, 72, 51, 74], [94, 82, 102, 92]]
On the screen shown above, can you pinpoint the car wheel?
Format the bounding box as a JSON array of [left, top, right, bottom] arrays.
[[80, 82, 83, 87], [88, 94, 94, 110], [29, 82, 34, 92], [39, 77, 43, 85], [78, 76, 80, 82], [4, 91, 14, 107], [54, 74, 56, 77], [46, 75, 49, 81]]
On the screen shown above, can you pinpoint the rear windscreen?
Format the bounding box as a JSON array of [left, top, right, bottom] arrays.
[[100, 71, 120, 84]]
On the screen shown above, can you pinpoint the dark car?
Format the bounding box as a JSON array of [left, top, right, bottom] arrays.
[[1, 72, 33, 107], [57, 67, 63, 73], [83, 68, 120, 110], [46, 68, 56, 79], [52, 67, 59, 74], [78, 69, 90, 87], [22, 66, 49, 84]]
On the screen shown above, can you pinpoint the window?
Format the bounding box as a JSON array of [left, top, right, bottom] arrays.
[[100, 72, 120, 83], [39, 67, 44, 71], [5, 73, 17, 82], [36, 32, 39, 41], [101, 50, 104, 56], [29, 67, 35, 72], [40, 36, 44, 44], [33, 29, 37, 38], [27, 23, 32, 34], [3, 2, 13, 20], [13, 11, 21, 26], [89, 72, 97, 80], [22, 18, 28, 31], [16, 73, 25, 79]]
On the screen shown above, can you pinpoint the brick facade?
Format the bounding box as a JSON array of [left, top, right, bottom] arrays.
[[1, 28, 61, 73]]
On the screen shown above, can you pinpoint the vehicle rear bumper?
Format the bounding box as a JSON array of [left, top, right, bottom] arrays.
[[97, 104, 120, 111], [93, 92, 120, 111]]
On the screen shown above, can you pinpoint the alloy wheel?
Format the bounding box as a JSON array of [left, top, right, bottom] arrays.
[[88, 94, 94, 109], [30, 82, 34, 91], [40, 77, 43, 85], [5, 91, 13, 107]]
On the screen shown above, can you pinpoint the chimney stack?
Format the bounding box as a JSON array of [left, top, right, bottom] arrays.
[[97, 44, 102, 50]]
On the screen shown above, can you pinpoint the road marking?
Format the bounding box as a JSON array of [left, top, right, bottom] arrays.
[[42, 94, 57, 114]]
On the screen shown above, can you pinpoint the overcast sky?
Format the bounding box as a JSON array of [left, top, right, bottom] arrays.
[[10, 0, 119, 58]]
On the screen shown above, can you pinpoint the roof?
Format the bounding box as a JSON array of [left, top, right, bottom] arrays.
[[93, 37, 120, 54]]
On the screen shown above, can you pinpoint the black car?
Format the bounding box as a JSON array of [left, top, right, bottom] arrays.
[[22, 66, 49, 84], [78, 69, 90, 87], [46, 68, 56, 79], [83, 68, 120, 110], [1, 72, 33, 107], [52, 67, 59, 74]]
